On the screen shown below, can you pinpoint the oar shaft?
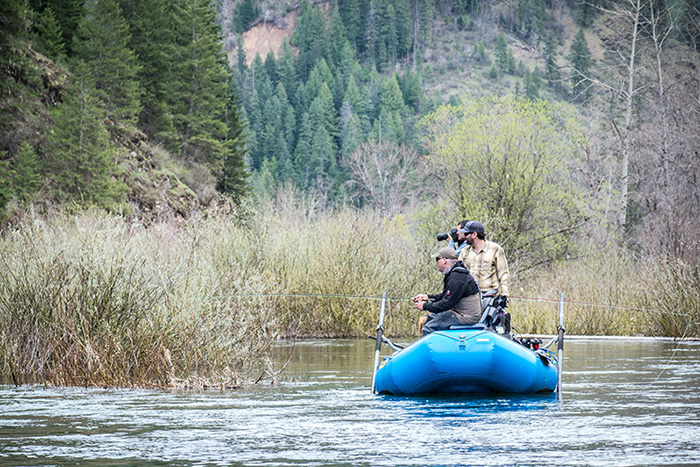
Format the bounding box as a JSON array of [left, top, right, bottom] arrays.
[[557, 293, 565, 400], [371, 292, 387, 394]]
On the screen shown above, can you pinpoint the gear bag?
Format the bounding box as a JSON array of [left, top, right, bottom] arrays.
[[479, 291, 511, 333]]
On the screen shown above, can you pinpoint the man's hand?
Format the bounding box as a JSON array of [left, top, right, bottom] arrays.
[[412, 294, 428, 303], [414, 301, 425, 311]]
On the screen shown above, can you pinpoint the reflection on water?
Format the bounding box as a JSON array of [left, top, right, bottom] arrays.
[[1, 338, 699, 466]]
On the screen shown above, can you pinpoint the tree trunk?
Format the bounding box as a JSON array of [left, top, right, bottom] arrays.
[[618, 0, 642, 235], [649, 0, 674, 210]]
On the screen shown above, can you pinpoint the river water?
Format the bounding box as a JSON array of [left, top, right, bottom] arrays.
[[1, 337, 699, 466]]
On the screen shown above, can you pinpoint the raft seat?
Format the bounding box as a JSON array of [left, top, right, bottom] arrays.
[[448, 323, 488, 330]]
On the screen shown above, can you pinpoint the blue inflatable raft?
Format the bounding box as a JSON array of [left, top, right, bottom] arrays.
[[373, 326, 558, 395]]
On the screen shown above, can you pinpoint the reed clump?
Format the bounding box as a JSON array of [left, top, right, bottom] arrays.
[[0, 212, 279, 388]]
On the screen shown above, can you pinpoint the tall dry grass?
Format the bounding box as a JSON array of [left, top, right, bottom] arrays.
[[2, 207, 697, 388], [0, 212, 278, 388], [0, 208, 435, 387], [511, 250, 699, 338]]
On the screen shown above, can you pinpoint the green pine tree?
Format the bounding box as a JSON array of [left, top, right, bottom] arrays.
[[11, 141, 41, 203], [399, 69, 421, 111], [218, 76, 250, 205], [236, 40, 248, 79], [0, 157, 10, 217], [72, 0, 142, 125], [569, 28, 592, 102], [292, 1, 331, 81], [35, 7, 66, 60], [575, 0, 598, 28], [365, 0, 380, 66], [169, 0, 230, 165], [119, 0, 176, 141], [395, 0, 413, 58], [308, 82, 338, 140], [544, 32, 564, 94], [340, 107, 364, 159], [339, 0, 362, 50], [516, 0, 546, 39], [329, 2, 349, 67], [495, 32, 508, 71], [381, 3, 398, 66], [40, 0, 83, 56], [45, 63, 127, 208], [1, 0, 42, 146], [264, 50, 278, 86], [310, 125, 336, 181], [235, 0, 260, 33], [304, 59, 335, 105], [379, 74, 406, 115], [293, 112, 314, 189], [277, 39, 297, 100]]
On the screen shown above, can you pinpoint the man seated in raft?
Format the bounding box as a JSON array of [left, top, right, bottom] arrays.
[[412, 247, 482, 336]]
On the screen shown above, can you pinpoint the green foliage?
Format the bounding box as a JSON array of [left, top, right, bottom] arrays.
[[421, 95, 591, 272], [235, 0, 260, 34], [574, 0, 599, 28], [494, 32, 515, 74], [488, 64, 499, 80], [472, 41, 488, 63], [1, 0, 44, 153], [569, 28, 592, 102], [0, 157, 10, 217], [71, 0, 142, 125], [544, 32, 565, 95], [524, 66, 542, 100], [119, 0, 176, 142], [515, 0, 546, 39], [33, 0, 83, 55], [399, 69, 421, 111], [218, 77, 250, 204], [45, 63, 127, 209], [292, 0, 331, 81], [34, 7, 65, 60], [169, 0, 229, 165], [10, 142, 41, 203]]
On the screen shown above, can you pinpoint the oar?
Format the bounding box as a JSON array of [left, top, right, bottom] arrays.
[[369, 334, 404, 352], [370, 291, 387, 394], [557, 293, 565, 401]]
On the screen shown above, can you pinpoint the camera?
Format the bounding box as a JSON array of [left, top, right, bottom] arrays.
[[436, 228, 458, 242]]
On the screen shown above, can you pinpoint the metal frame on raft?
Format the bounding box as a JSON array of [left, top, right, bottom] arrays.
[[370, 291, 566, 397]]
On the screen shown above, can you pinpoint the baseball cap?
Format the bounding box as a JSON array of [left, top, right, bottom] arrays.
[[432, 247, 459, 260], [458, 221, 485, 236]]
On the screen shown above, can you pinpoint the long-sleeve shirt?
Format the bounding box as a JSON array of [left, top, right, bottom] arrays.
[[447, 238, 468, 255], [458, 240, 510, 296]]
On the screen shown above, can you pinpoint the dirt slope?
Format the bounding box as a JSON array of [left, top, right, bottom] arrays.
[[236, 9, 299, 65]]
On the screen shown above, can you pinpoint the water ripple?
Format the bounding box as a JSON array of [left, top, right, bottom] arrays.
[[1, 339, 699, 466]]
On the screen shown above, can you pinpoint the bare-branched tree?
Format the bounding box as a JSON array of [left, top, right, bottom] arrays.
[[346, 140, 417, 217]]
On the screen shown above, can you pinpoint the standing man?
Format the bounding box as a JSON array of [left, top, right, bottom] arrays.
[[413, 247, 482, 336], [447, 219, 470, 255], [457, 221, 510, 298]]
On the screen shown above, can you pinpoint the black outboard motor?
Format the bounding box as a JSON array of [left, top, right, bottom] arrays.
[[479, 292, 510, 334]]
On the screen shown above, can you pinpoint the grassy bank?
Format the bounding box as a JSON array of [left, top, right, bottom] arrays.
[[1, 209, 697, 388]]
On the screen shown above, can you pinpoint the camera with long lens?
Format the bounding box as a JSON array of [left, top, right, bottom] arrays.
[[436, 228, 458, 242]]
